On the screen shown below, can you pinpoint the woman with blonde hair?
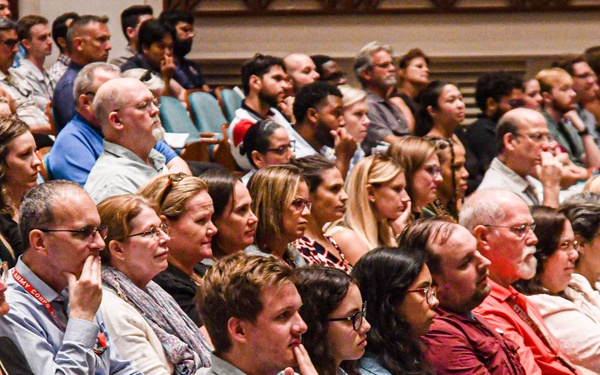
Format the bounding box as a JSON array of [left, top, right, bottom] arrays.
[[339, 85, 369, 171], [98, 194, 212, 374], [246, 165, 310, 267], [328, 154, 411, 265], [387, 136, 442, 219]]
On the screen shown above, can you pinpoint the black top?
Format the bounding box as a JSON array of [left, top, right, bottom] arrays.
[[461, 115, 498, 194], [153, 262, 203, 327], [0, 214, 23, 268], [0, 336, 34, 374]]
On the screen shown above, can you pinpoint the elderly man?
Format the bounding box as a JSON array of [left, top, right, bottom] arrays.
[[84, 77, 168, 203], [477, 108, 562, 207], [401, 218, 526, 374], [0, 181, 140, 374], [198, 253, 313, 375], [355, 41, 409, 154], [53, 15, 112, 132], [462, 189, 592, 375]]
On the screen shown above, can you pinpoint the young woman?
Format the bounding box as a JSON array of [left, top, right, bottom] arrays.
[[0, 118, 41, 266], [523, 78, 543, 111], [414, 80, 465, 140], [291, 156, 352, 272], [328, 155, 411, 265], [515, 206, 600, 373], [246, 165, 309, 267], [387, 136, 442, 219], [339, 85, 369, 172], [295, 266, 371, 375], [352, 247, 437, 375], [98, 195, 212, 374]]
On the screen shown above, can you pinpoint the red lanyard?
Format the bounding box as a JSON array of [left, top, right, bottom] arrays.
[[12, 268, 65, 331]]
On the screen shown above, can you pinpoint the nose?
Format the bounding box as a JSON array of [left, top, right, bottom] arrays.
[[293, 312, 308, 335], [340, 188, 349, 203], [158, 229, 171, 243], [90, 232, 106, 252], [428, 293, 439, 309], [361, 316, 371, 333], [460, 166, 469, 179], [362, 115, 371, 127], [150, 102, 160, 117], [301, 204, 311, 216], [105, 41, 112, 51], [457, 99, 466, 109], [401, 189, 411, 204], [433, 173, 443, 184], [569, 248, 579, 261], [207, 220, 218, 236], [248, 209, 258, 224], [526, 228, 538, 246], [32, 153, 42, 168]]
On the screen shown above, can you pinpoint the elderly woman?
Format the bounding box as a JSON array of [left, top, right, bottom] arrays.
[[98, 194, 212, 374], [0, 118, 41, 266], [139, 173, 217, 327], [246, 165, 309, 267]]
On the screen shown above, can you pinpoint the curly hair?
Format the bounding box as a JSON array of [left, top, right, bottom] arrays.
[[352, 247, 434, 375], [295, 267, 359, 375]]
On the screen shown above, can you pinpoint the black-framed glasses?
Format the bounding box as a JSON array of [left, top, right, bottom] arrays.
[[291, 198, 311, 212], [407, 286, 437, 305], [482, 223, 536, 237], [500, 99, 526, 109], [0, 261, 7, 283], [38, 225, 108, 242], [0, 38, 18, 50], [158, 172, 186, 207], [328, 302, 367, 331], [515, 132, 554, 144], [113, 97, 160, 113], [557, 240, 580, 254], [128, 222, 169, 241], [266, 140, 295, 156]]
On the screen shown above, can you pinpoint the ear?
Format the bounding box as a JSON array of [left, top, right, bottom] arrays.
[[73, 36, 84, 51], [227, 317, 249, 345], [252, 150, 265, 169], [108, 111, 124, 130], [366, 183, 375, 203], [575, 234, 588, 258], [28, 229, 48, 256], [20, 39, 31, 51], [78, 93, 92, 109], [306, 107, 319, 126], [472, 225, 491, 255], [361, 67, 373, 82], [426, 104, 436, 119], [249, 75, 261, 92], [57, 36, 67, 50], [108, 239, 125, 260], [503, 132, 517, 152], [125, 26, 136, 41], [541, 91, 552, 105], [141, 44, 149, 55]]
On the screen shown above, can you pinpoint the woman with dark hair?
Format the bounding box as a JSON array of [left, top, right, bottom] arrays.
[[295, 267, 370, 375], [515, 206, 600, 373], [352, 247, 437, 375], [291, 156, 352, 272], [414, 80, 465, 139], [0, 118, 41, 266]]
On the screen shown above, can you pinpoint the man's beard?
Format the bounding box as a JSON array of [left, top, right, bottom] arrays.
[[152, 124, 166, 142], [258, 90, 280, 108], [173, 38, 192, 58]]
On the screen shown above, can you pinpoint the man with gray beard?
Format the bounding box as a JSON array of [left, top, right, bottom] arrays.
[[461, 189, 587, 375], [84, 77, 169, 203], [354, 41, 409, 154]]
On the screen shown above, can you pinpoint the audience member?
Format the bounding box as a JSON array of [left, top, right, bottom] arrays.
[[0, 118, 41, 267], [0, 181, 140, 374], [159, 10, 209, 91], [85, 77, 168, 203], [523, 78, 543, 110], [461, 72, 524, 192], [0, 0, 10, 19], [515, 206, 600, 373], [284, 53, 320, 95], [387, 136, 443, 219], [228, 53, 311, 170], [414, 80, 466, 139], [293, 81, 356, 178], [339, 85, 369, 171], [311, 54, 347, 86], [197, 253, 314, 375], [391, 48, 430, 129], [291, 156, 352, 272], [53, 15, 112, 132], [477, 108, 562, 207], [246, 165, 309, 267], [402, 218, 526, 374], [462, 189, 587, 374], [295, 266, 370, 375], [48, 12, 78, 82], [14, 15, 54, 111], [111, 5, 153, 67], [355, 41, 409, 153], [328, 154, 410, 265], [139, 173, 217, 326], [352, 247, 437, 375]]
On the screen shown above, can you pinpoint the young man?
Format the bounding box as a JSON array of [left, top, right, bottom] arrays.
[[111, 5, 153, 67]]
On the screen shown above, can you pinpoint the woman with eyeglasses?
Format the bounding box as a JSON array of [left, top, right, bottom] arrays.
[[352, 246, 437, 375], [246, 165, 309, 267], [291, 156, 352, 273], [138, 173, 217, 327], [98, 194, 212, 375], [294, 266, 371, 375], [328, 155, 411, 266], [238, 119, 295, 185], [387, 136, 443, 219], [514, 206, 600, 373], [0, 118, 41, 267]]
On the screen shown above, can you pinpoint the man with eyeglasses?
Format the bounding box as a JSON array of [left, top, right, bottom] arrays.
[[537, 67, 600, 171], [85, 77, 169, 204], [477, 108, 562, 208], [354, 41, 410, 155], [460, 189, 592, 375], [0, 180, 141, 374], [460, 71, 524, 193], [401, 218, 527, 374]]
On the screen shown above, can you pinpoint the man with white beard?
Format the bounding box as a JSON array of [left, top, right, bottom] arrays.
[[460, 189, 586, 375], [85, 77, 169, 203]]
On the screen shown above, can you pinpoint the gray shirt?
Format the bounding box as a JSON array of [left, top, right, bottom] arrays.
[[0, 69, 50, 128], [13, 59, 55, 112], [363, 89, 409, 152], [477, 157, 540, 206], [84, 140, 168, 203]]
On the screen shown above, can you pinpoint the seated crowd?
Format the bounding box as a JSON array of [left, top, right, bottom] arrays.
[[2, 2, 600, 374]]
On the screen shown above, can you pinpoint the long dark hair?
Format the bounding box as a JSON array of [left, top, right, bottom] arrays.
[[295, 267, 359, 375], [414, 80, 449, 137], [352, 246, 434, 375]]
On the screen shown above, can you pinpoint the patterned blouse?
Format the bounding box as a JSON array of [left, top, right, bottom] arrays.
[[293, 236, 352, 273]]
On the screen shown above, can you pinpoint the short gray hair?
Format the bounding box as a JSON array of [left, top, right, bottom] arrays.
[[73, 62, 120, 108], [459, 193, 506, 232], [354, 41, 393, 85]]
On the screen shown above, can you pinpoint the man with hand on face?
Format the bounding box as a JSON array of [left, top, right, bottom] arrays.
[[0, 180, 141, 374]]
